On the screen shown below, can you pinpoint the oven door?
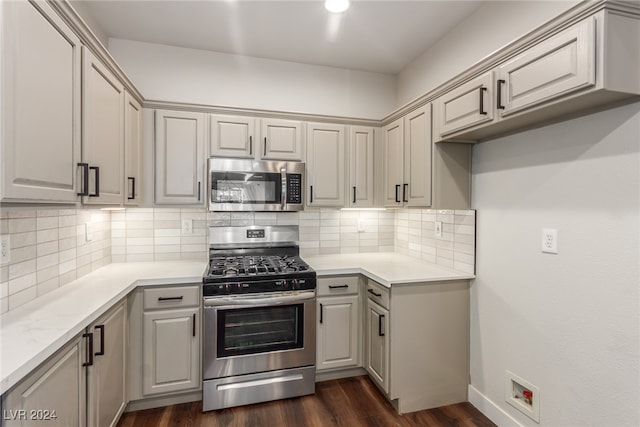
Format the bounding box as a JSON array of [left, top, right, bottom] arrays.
[[203, 291, 316, 380]]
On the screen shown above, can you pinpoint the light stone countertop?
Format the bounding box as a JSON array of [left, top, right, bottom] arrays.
[[302, 252, 475, 287], [0, 261, 206, 395], [0, 253, 472, 396]]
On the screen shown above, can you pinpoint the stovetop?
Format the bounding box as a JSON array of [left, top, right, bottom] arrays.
[[206, 254, 311, 279]]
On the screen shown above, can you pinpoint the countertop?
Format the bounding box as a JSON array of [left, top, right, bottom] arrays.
[[303, 252, 474, 287], [0, 253, 472, 396], [0, 261, 206, 395]]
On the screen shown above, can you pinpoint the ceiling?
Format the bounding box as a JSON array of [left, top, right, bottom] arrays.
[[72, 0, 485, 75]]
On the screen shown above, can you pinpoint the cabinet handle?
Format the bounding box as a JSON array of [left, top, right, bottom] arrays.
[[94, 325, 105, 356], [192, 313, 196, 337], [329, 284, 349, 289], [378, 314, 385, 337], [403, 183, 408, 203], [89, 166, 100, 197], [310, 186, 313, 203], [83, 332, 94, 367], [367, 288, 382, 298], [77, 163, 89, 196], [353, 186, 357, 204], [319, 303, 323, 324], [158, 296, 184, 301], [127, 177, 135, 200], [249, 136, 253, 155], [395, 185, 400, 203], [197, 181, 201, 201], [497, 79, 506, 110], [264, 137, 267, 156], [479, 87, 488, 115]]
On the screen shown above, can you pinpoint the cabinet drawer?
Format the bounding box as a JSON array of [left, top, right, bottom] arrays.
[[143, 286, 200, 310], [317, 276, 359, 296], [366, 280, 390, 309]]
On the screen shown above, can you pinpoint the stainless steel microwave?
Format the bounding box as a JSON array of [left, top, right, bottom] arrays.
[[208, 158, 305, 212]]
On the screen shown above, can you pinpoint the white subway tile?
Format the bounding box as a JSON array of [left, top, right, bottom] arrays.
[[36, 216, 59, 230], [37, 277, 59, 297], [8, 273, 37, 295], [9, 259, 37, 280], [8, 210, 36, 219], [37, 253, 59, 271], [37, 228, 58, 244], [9, 218, 36, 233], [8, 287, 37, 310], [11, 245, 37, 264], [58, 259, 76, 275]]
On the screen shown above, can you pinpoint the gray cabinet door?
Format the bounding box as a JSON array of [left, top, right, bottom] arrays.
[[317, 295, 359, 371], [142, 307, 200, 395], [1, 0, 82, 203], [124, 92, 142, 205], [155, 110, 205, 205], [261, 118, 304, 161], [88, 301, 127, 427], [365, 298, 389, 394], [306, 123, 346, 207], [403, 104, 432, 207], [383, 118, 403, 207], [348, 126, 375, 208], [209, 115, 255, 159], [2, 335, 86, 426], [82, 48, 125, 205]]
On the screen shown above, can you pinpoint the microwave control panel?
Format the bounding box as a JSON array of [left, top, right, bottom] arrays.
[[286, 174, 302, 204]]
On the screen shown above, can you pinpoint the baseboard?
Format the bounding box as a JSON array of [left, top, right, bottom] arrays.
[[468, 384, 522, 427], [315, 367, 367, 382]]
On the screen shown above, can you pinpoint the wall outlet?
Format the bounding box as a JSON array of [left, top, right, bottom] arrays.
[[182, 219, 193, 234], [435, 221, 443, 238], [1, 235, 10, 264], [85, 223, 93, 242], [505, 370, 540, 422], [357, 218, 365, 233], [541, 228, 558, 254]]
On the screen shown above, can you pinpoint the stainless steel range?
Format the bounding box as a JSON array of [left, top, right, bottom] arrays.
[[202, 225, 316, 412]]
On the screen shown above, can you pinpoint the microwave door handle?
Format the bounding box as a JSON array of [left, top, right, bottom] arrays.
[[281, 168, 287, 209]]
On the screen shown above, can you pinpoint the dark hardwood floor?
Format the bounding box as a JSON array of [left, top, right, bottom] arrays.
[[117, 376, 496, 427]]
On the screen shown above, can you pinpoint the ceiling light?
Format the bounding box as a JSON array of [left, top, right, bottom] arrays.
[[325, 0, 350, 13]]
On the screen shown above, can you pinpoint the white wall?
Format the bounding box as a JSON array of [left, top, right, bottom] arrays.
[[108, 38, 396, 120], [470, 101, 640, 426], [397, 0, 578, 107]]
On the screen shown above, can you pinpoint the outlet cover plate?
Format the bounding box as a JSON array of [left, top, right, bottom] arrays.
[[541, 228, 558, 254], [1, 235, 10, 264], [435, 221, 443, 238]]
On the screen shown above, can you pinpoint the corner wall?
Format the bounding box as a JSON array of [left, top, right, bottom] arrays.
[[470, 101, 640, 426]]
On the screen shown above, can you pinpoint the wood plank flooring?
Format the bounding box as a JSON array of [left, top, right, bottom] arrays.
[[117, 376, 496, 427]]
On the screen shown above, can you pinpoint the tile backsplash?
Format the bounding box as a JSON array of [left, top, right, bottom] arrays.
[[395, 209, 476, 274], [208, 210, 396, 256], [0, 206, 475, 314], [0, 208, 111, 314]]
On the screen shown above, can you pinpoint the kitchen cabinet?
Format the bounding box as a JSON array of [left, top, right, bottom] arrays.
[[209, 115, 303, 161], [306, 122, 346, 207], [155, 110, 205, 205], [81, 47, 125, 205], [433, 12, 639, 142], [316, 276, 361, 371], [364, 280, 390, 394], [383, 104, 432, 208], [347, 126, 375, 208], [0, 0, 82, 203], [124, 92, 142, 205], [364, 278, 469, 414], [132, 285, 201, 397], [2, 334, 87, 426], [87, 300, 127, 427], [2, 300, 127, 427]]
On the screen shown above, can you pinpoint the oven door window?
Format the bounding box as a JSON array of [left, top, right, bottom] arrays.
[[211, 172, 282, 204], [217, 304, 304, 357]]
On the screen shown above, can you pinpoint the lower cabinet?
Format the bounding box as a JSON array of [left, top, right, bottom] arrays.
[[1, 299, 127, 427], [316, 276, 361, 371], [128, 285, 201, 402], [365, 297, 390, 393]]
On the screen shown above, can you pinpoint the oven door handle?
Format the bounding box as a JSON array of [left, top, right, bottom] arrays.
[[203, 291, 315, 308]]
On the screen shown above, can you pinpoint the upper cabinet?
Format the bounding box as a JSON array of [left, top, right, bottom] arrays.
[[348, 126, 375, 208], [124, 92, 142, 205], [210, 115, 303, 161], [0, 0, 82, 203], [155, 110, 206, 205], [306, 123, 346, 207], [384, 105, 432, 208], [384, 104, 471, 209], [434, 11, 640, 142], [81, 47, 125, 205]]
